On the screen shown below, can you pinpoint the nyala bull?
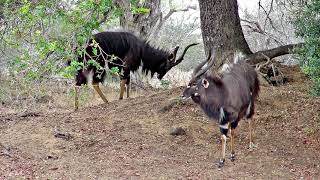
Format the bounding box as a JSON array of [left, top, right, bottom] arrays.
[[73, 31, 197, 110], [182, 49, 260, 168]]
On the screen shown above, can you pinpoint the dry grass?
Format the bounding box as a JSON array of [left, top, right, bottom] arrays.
[[0, 68, 193, 113]]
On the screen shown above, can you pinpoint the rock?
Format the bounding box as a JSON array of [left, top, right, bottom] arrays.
[[169, 127, 186, 136]]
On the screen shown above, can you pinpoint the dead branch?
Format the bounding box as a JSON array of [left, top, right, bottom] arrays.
[[271, 63, 279, 86], [255, 53, 272, 71], [98, 9, 113, 25], [258, 0, 277, 31], [263, 0, 274, 30], [246, 43, 304, 64], [131, 81, 151, 92], [241, 18, 284, 45], [54, 127, 72, 140], [151, 3, 196, 38], [20, 112, 41, 117]]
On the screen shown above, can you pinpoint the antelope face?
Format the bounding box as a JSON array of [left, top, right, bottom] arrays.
[[157, 61, 171, 79], [156, 51, 177, 79], [182, 78, 210, 103]]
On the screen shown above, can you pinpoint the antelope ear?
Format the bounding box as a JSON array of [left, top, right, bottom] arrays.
[[202, 79, 209, 88], [169, 46, 179, 61], [168, 53, 174, 61]]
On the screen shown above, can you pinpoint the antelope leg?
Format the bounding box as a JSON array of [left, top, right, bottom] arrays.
[[218, 134, 227, 168], [249, 118, 256, 149], [75, 86, 80, 111], [93, 84, 109, 103], [230, 128, 235, 161], [126, 82, 130, 98], [119, 79, 127, 100], [218, 122, 229, 168], [229, 120, 239, 161]]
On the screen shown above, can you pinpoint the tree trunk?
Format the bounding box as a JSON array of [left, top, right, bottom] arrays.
[[198, 0, 304, 73], [118, 0, 162, 39], [114, 0, 196, 40], [198, 0, 252, 71]]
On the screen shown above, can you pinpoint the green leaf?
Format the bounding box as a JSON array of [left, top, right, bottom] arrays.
[[131, 7, 150, 14], [92, 47, 98, 56]]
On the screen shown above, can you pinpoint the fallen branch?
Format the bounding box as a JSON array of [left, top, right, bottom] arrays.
[[54, 127, 71, 140], [246, 43, 304, 64], [20, 112, 41, 118], [255, 53, 272, 71]]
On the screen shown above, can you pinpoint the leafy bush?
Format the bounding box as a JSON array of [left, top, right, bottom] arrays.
[[1, 0, 121, 81], [294, 0, 320, 95]]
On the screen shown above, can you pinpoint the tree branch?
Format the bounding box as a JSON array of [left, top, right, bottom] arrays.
[[258, 0, 277, 31], [246, 43, 304, 64], [98, 9, 112, 25], [150, 4, 196, 39], [263, 0, 274, 30], [241, 18, 284, 45]]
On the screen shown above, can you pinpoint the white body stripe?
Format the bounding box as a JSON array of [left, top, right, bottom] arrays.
[[219, 123, 229, 129], [246, 101, 252, 117], [219, 107, 225, 123]]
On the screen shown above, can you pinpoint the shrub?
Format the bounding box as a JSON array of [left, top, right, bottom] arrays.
[[294, 0, 320, 95]]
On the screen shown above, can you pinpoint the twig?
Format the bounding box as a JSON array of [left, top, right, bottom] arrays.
[[54, 127, 72, 140], [271, 63, 279, 86], [131, 81, 150, 91], [258, 0, 277, 31], [255, 53, 272, 71]]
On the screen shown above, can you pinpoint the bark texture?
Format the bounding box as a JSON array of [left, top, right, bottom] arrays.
[[198, 0, 252, 70], [114, 0, 195, 40], [198, 0, 302, 72], [117, 0, 161, 39]]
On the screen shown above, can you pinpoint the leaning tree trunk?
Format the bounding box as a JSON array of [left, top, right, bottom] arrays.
[[199, 0, 252, 71]]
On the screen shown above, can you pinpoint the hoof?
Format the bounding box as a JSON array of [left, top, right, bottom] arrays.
[[229, 153, 236, 162], [217, 159, 225, 168], [119, 97, 123, 100]]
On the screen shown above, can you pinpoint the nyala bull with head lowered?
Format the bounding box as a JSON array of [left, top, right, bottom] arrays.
[[73, 31, 197, 110], [182, 49, 260, 168]]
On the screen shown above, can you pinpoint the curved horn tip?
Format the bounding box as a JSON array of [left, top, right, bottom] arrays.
[[188, 43, 199, 47]]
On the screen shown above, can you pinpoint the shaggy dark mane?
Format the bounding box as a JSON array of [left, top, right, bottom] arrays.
[[73, 30, 197, 109], [140, 42, 170, 76], [76, 31, 171, 85]]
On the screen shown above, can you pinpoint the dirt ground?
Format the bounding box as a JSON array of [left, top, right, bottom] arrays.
[[0, 66, 320, 179]]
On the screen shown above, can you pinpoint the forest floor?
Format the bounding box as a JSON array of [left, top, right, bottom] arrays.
[[0, 65, 320, 179]]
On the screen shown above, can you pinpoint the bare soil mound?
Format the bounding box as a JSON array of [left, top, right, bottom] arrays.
[[1, 65, 320, 179]]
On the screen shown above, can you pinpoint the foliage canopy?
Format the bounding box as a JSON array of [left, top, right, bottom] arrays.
[[1, 0, 122, 81], [294, 0, 320, 95]]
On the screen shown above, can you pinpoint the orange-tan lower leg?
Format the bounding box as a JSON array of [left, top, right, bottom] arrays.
[[75, 86, 80, 111], [93, 84, 108, 103], [249, 118, 255, 148], [126, 83, 130, 98], [218, 134, 227, 168], [230, 128, 235, 161], [119, 79, 127, 100]]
